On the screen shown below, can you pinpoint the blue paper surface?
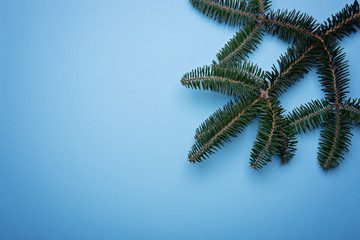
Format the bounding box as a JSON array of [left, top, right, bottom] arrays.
[[1, 0, 360, 239]]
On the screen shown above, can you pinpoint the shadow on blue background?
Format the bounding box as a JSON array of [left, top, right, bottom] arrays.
[[1, 0, 360, 239]]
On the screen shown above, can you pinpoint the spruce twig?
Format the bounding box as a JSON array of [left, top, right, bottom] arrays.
[[182, 0, 360, 170]]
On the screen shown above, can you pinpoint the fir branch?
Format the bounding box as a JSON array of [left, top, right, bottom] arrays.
[[266, 42, 317, 97], [181, 65, 262, 96], [316, 40, 350, 104], [182, 76, 256, 89], [249, 0, 272, 15], [214, 61, 268, 86], [263, 9, 320, 43], [217, 20, 265, 65], [341, 104, 360, 114], [341, 98, 360, 125], [190, 0, 321, 43], [318, 110, 353, 169], [277, 120, 297, 164], [323, 107, 340, 169], [324, 44, 339, 104], [188, 96, 261, 163], [182, 0, 360, 171], [189, 0, 261, 27], [318, 0, 360, 40], [341, 98, 360, 114], [249, 98, 283, 169], [286, 99, 335, 134]]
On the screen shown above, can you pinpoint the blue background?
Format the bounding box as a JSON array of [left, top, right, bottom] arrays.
[[1, 0, 360, 239]]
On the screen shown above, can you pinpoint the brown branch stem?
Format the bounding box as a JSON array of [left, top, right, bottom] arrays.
[[181, 76, 258, 90], [259, 0, 264, 17]]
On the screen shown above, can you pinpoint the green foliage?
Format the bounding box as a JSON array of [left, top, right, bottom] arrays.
[[318, 0, 360, 40], [263, 9, 319, 43], [266, 41, 317, 97], [249, 99, 285, 169], [276, 117, 297, 164], [189, 0, 261, 27], [182, 0, 360, 170], [318, 111, 353, 168], [285, 99, 333, 134], [188, 95, 261, 163], [215, 61, 268, 86], [342, 98, 360, 125], [315, 40, 350, 104], [216, 20, 265, 64], [181, 64, 263, 96]]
